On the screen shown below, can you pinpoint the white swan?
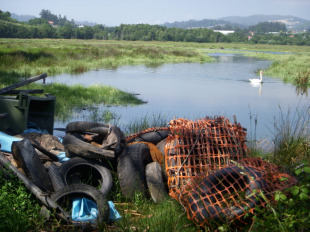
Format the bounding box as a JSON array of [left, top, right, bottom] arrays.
[[249, 70, 263, 83]]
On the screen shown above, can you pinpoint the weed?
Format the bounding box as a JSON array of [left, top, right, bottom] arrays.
[[249, 165, 310, 232]]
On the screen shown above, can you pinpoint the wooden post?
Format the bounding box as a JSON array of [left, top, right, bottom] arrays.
[[0, 73, 47, 95]]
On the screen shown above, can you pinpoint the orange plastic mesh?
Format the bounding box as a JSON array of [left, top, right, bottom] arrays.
[[164, 116, 248, 200], [182, 158, 297, 228], [237, 157, 298, 199]]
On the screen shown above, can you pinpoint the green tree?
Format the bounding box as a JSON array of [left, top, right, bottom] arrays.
[[28, 18, 48, 25], [39, 9, 58, 24], [57, 22, 74, 39]]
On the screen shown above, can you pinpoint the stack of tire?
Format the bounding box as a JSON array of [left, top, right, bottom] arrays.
[[119, 127, 170, 203], [58, 122, 170, 223], [53, 121, 126, 223]]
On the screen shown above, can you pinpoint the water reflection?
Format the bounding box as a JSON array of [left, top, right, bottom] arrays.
[[250, 82, 262, 96]]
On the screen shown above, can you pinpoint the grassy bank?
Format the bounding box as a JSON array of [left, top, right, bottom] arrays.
[[1, 39, 309, 86], [0, 39, 211, 80]]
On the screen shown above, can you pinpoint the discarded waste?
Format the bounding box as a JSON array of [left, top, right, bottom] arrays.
[[0, 104, 298, 230]]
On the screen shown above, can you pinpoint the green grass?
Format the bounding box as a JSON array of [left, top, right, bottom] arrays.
[[0, 168, 46, 232]]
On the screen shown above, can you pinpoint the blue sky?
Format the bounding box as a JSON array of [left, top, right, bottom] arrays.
[[1, 0, 310, 26]]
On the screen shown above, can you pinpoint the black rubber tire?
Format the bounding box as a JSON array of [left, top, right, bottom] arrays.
[[65, 121, 109, 135], [117, 143, 152, 199], [133, 130, 169, 145], [60, 157, 113, 195], [63, 133, 115, 159], [145, 162, 169, 203], [50, 184, 109, 223], [11, 139, 54, 192], [186, 166, 267, 225], [48, 164, 66, 192]]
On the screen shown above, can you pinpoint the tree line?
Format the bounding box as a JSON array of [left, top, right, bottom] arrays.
[[1, 9, 309, 46]]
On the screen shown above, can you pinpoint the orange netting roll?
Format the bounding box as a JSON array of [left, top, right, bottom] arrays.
[[182, 158, 297, 228], [164, 116, 248, 200], [237, 157, 298, 199]]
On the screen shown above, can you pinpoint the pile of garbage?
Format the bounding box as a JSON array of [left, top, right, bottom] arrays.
[[0, 116, 298, 229], [0, 121, 170, 224]]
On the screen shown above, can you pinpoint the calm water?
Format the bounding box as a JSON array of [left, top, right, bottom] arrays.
[[48, 53, 309, 140]]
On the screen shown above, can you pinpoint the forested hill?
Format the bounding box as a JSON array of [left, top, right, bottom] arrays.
[[1, 9, 310, 46], [163, 15, 310, 31], [162, 19, 243, 30]]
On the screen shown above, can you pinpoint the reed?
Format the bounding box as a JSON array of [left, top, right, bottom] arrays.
[[271, 104, 310, 167], [123, 113, 168, 135]]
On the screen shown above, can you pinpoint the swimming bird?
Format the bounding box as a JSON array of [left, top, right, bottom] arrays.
[[249, 70, 263, 83]]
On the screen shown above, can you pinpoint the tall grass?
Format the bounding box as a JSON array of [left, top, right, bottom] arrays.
[[271, 104, 310, 167], [123, 113, 168, 135]]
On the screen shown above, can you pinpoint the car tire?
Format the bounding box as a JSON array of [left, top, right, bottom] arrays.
[[59, 157, 113, 195]]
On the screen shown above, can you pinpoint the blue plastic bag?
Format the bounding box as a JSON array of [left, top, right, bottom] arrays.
[[71, 198, 122, 223], [72, 197, 99, 222]]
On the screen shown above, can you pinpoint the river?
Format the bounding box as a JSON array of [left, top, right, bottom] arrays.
[[48, 52, 309, 142]]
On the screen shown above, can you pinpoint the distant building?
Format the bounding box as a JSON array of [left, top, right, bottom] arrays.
[[213, 30, 235, 35]]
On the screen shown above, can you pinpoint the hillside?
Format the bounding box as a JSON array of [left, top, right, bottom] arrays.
[[162, 18, 243, 29], [163, 15, 310, 31], [10, 12, 96, 26], [10, 13, 35, 22]]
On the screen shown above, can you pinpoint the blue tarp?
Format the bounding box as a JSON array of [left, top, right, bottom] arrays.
[[0, 131, 22, 153]]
